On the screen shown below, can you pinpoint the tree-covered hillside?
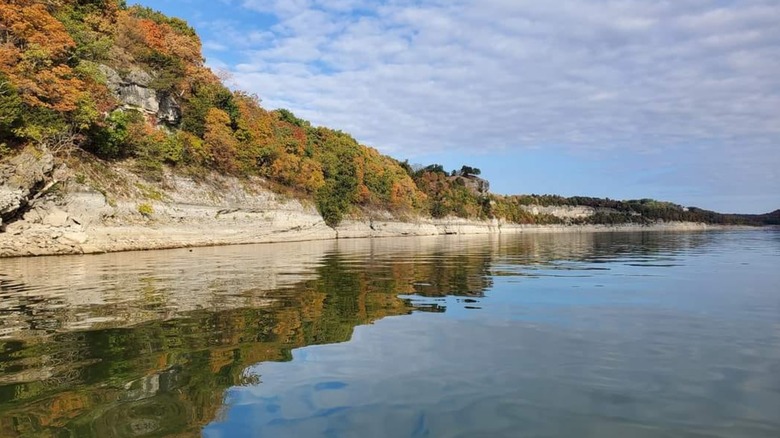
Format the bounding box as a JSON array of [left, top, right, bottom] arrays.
[[1, 0, 424, 226], [0, 1, 774, 226]]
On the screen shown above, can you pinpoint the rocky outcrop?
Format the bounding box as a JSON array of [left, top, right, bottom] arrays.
[[448, 174, 489, 195], [0, 148, 99, 255], [0, 148, 55, 230], [156, 92, 180, 124], [521, 205, 597, 219], [100, 65, 181, 124]]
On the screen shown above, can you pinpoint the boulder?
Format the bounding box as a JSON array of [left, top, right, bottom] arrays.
[[42, 207, 69, 227]]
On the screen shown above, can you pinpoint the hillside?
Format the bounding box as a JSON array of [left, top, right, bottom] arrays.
[[0, 0, 774, 253]]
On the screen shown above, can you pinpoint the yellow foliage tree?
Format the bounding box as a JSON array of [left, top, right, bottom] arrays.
[[204, 108, 237, 172]]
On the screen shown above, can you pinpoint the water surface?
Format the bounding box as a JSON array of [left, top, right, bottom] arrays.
[[1, 230, 778, 437]]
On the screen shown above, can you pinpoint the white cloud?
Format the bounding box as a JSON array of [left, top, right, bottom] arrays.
[[210, 0, 778, 207], [203, 40, 228, 51]]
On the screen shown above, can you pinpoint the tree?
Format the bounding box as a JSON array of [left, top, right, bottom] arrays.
[[460, 165, 481, 176], [0, 1, 87, 112], [203, 108, 237, 172], [275, 108, 309, 128], [0, 74, 22, 139], [419, 164, 445, 175]]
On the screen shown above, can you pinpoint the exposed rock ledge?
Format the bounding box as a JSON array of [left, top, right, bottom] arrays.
[[0, 150, 725, 258], [99, 65, 181, 124], [0, 209, 719, 258]]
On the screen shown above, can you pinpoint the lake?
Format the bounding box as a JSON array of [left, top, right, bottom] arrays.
[[1, 230, 778, 437]]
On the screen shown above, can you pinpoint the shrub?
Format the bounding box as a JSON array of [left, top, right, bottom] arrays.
[[159, 132, 184, 164], [88, 110, 140, 158], [137, 203, 153, 217]]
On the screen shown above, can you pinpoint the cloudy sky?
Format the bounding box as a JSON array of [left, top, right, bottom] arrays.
[[134, 0, 779, 213]]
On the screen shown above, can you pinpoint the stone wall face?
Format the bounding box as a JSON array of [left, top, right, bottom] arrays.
[[520, 205, 597, 219], [100, 65, 181, 124]]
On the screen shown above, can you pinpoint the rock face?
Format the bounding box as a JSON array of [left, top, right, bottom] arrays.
[[0, 148, 55, 229], [449, 175, 490, 195], [100, 65, 181, 125], [157, 93, 180, 124], [521, 205, 597, 219], [0, 149, 97, 256]]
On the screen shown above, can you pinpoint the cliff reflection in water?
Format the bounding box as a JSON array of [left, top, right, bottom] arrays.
[[0, 232, 715, 437]]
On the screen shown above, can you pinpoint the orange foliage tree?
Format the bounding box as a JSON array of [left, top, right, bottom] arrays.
[[0, 0, 86, 112]]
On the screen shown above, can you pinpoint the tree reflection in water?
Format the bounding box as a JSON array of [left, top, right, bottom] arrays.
[[0, 232, 716, 437]]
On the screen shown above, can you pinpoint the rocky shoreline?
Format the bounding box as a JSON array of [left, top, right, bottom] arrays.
[[0, 149, 743, 258], [0, 202, 727, 258]]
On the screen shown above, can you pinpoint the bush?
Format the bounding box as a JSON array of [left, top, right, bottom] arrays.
[[15, 107, 69, 146], [88, 110, 143, 158], [178, 131, 208, 164], [137, 202, 153, 217], [430, 201, 450, 218], [159, 132, 184, 163]]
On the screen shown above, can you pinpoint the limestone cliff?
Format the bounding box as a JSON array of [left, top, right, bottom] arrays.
[[0, 154, 718, 258], [99, 65, 181, 125]]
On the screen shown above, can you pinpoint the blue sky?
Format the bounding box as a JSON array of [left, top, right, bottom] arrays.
[[131, 0, 779, 213]]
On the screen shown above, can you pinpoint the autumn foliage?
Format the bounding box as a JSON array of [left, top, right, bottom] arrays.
[[0, 0, 435, 225], [0, 0, 86, 112]]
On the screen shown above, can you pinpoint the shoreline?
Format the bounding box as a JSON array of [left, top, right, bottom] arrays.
[[0, 156, 763, 259], [0, 212, 751, 258]]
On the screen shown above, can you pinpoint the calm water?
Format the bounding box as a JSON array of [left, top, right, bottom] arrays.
[[1, 230, 778, 437]]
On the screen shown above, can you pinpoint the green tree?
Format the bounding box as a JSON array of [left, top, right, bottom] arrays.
[[181, 84, 239, 136], [275, 108, 310, 128], [88, 110, 144, 158], [0, 75, 22, 142], [460, 165, 481, 176]]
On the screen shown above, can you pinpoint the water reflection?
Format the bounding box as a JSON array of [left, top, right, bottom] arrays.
[[0, 231, 775, 437]]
